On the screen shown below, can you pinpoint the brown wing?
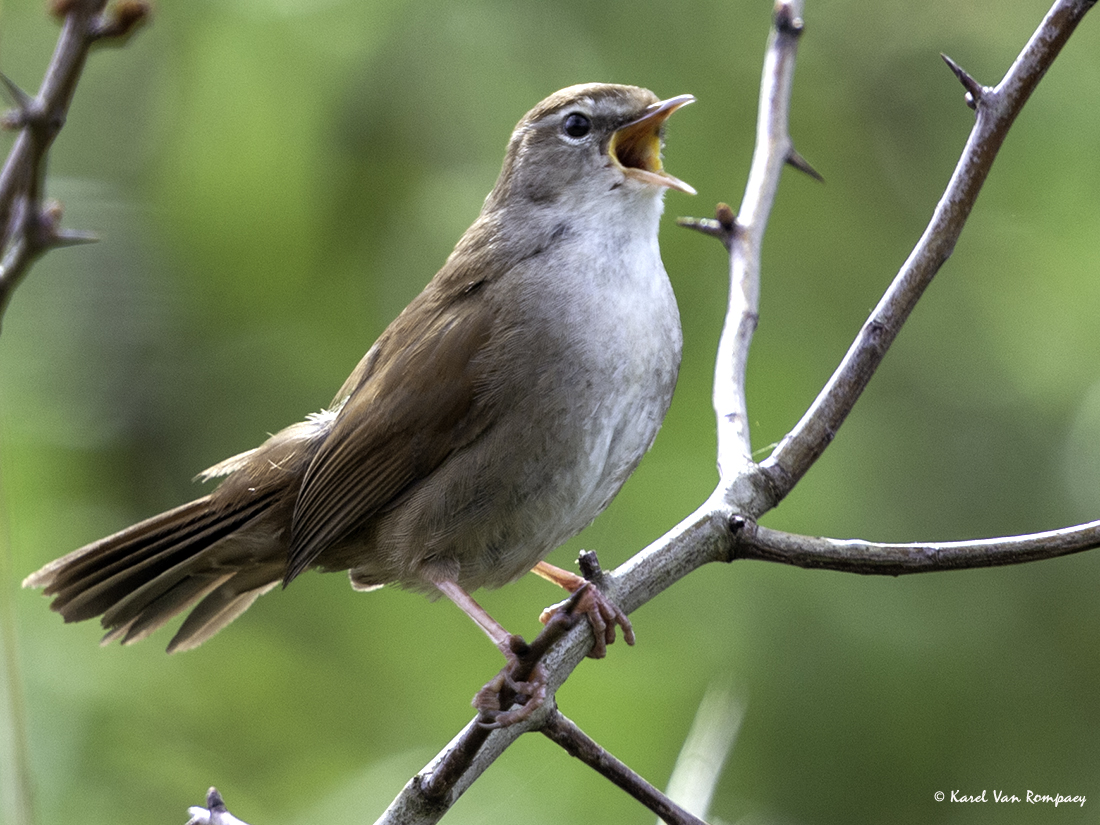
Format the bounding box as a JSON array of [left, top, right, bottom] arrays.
[[284, 284, 499, 583]]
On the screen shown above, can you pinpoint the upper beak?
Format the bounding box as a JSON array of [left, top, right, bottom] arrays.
[[609, 94, 696, 195]]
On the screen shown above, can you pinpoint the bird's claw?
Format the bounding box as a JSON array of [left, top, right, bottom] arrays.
[[472, 583, 633, 727], [539, 581, 634, 658], [473, 659, 549, 729]]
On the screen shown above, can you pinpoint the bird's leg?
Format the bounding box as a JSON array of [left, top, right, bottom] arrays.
[[434, 556, 635, 728], [532, 558, 635, 659], [434, 580, 547, 728], [434, 579, 514, 653]]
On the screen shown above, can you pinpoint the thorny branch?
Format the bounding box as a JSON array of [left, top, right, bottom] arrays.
[[0, 5, 147, 825], [375, 2, 806, 824], [756, 0, 1098, 503], [679, 0, 809, 483], [373, 0, 1100, 823], [0, 0, 149, 333]]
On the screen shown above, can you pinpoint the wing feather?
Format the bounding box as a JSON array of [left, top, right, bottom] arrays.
[[285, 284, 501, 582]]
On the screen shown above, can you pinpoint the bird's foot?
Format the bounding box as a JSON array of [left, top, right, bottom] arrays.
[[539, 580, 634, 659], [473, 582, 633, 727], [475, 583, 616, 727], [473, 645, 548, 729]]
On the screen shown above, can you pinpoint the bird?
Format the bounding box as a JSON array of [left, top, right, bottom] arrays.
[[24, 83, 694, 718]]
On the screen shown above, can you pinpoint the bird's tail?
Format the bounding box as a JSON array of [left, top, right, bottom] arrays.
[[23, 491, 287, 653]]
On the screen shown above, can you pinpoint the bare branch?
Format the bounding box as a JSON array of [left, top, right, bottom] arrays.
[[0, 6, 148, 824], [706, 0, 806, 484], [756, 0, 1097, 505], [374, 505, 736, 825], [733, 518, 1100, 575], [0, 0, 150, 332], [541, 710, 711, 825], [10, 0, 1094, 820]]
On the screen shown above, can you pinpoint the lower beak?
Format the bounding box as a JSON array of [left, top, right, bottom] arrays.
[[609, 94, 696, 195]]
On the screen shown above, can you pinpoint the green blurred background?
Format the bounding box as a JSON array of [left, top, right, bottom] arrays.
[[2, 1, 1099, 823]]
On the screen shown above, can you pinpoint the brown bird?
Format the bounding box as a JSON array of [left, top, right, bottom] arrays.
[[24, 83, 693, 716]]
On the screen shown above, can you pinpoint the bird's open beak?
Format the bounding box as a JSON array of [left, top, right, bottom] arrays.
[[609, 94, 696, 195]]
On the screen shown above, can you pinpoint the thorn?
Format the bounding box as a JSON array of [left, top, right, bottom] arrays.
[[677, 216, 724, 238], [0, 72, 33, 111], [941, 53, 983, 110], [786, 149, 824, 182], [52, 228, 99, 248], [31, 201, 98, 249], [0, 73, 38, 131]]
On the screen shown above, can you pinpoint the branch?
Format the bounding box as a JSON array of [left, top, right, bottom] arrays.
[[679, 0, 808, 487], [12, 0, 1082, 820], [541, 710, 710, 825], [374, 506, 736, 825], [755, 0, 1097, 505], [733, 518, 1100, 575], [0, 6, 147, 825], [0, 0, 149, 333]]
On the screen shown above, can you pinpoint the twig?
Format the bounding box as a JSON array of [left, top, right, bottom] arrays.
[[732, 517, 1100, 574], [541, 710, 711, 825], [0, 5, 148, 824], [680, 0, 808, 486], [0, 0, 149, 332], [374, 505, 735, 825], [413, 586, 589, 801], [755, 0, 1098, 506]]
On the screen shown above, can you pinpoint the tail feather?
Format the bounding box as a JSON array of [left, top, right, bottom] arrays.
[[24, 491, 287, 651], [26, 498, 216, 599], [87, 496, 279, 627], [167, 562, 285, 653], [107, 571, 234, 646]]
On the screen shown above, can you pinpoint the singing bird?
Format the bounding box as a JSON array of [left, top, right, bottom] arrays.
[[25, 83, 694, 716]]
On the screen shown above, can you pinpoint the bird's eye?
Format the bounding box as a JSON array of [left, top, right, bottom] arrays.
[[562, 113, 591, 139]]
